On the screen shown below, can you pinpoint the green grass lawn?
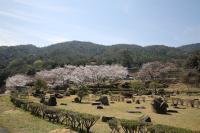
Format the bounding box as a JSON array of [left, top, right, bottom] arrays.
[[53, 95, 200, 133], [1, 94, 200, 133], [0, 95, 65, 133]]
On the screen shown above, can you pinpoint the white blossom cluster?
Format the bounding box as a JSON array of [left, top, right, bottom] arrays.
[[6, 65, 128, 89], [137, 61, 177, 80], [6, 74, 34, 90]]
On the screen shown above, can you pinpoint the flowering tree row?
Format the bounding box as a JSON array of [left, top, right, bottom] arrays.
[[137, 61, 177, 80], [6, 65, 128, 89]]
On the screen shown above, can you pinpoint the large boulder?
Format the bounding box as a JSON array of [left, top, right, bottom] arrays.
[[99, 95, 109, 105], [74, 97, 80, 103], [40, 95, 57, 106], [48, 95, 57, 106], [152, 97, 168, 114]]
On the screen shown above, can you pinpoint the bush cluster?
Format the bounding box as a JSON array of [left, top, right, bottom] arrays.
[[108, 118, 150, 133], [10, 96, 100, 133], [120, 119, 148, 133], [147, 124, 200, 133], [107, 119, 200, 133]]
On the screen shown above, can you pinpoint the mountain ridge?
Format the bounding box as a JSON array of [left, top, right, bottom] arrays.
[[0, 40, 200, 87]]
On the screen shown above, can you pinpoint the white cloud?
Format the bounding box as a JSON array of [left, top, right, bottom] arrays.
[[0, 10, 44, 23], [14, 0, 71, 13]]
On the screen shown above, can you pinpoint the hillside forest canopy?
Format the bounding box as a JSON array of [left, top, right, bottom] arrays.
[[0, 41, 200, 91]]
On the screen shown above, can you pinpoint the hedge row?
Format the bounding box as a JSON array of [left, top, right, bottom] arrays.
[[108, 118, 150, 133], [10, 96, 200, 133], [10, 96, 100, 133], [108, 119, 200, 133], [147, 124, 200, 133]]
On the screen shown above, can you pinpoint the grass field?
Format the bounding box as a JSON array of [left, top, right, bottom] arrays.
[[0, 95, 65, 133], [30, 94, 200, 133], [1, 94, 200, 133], [55, 95, 200, 133]]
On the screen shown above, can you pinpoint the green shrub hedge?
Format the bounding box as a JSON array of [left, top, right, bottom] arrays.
[[107, 118, 200, 133], [10, 96, 100, 133], [10, 96, 200, 133], [147, 124, 200, 133]]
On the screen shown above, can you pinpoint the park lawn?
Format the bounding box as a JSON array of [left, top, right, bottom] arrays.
[[53, 95, 200, 133], [0, 95, 65, 133], [3, 94, 200, 133]]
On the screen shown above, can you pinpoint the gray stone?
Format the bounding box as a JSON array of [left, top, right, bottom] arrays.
[[99, 96, 109, 105], [139, 114, 151, 122]]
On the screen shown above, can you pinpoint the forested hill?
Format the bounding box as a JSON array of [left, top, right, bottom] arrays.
[[39, 41, 188, 66], [178, 43, 200, 52], [0, 40, 200, 88]]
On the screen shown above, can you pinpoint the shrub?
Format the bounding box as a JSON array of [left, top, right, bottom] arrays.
[[76, 84, 89, 103], [108, 118, 120, 133], [120, 119, 145, 133], [147, 124, 200, 133], [81, 114, 100, 133], [121, 91, 133, 98], [102, 116, 115, 122], [120, 119, 146, 133], [10, 96, 100, 133]]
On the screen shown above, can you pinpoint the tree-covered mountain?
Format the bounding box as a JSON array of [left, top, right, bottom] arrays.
[[0, 40, 200, 89], [178, 43, 200, 53]]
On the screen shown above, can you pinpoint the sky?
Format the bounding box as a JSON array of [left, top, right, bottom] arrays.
[[0, 0, 200, 47]]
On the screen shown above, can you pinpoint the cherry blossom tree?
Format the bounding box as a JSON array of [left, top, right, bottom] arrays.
[[6, 65, 128, 90], [6, 74, 34, 90], [137, 61, 177, 80]]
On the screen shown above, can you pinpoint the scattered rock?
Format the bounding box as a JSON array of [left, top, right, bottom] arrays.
[[74, 97, 80, 103], [60, 103, 67, 106], [139, 114, 151, 122], [152, 97, 168, 114], [55, 93, 63, 99], [167, 109, 178, 113], [91, 102, 101, 105], [126, 100, 132, 104], [135, 99, 140, 104], [97, 105, 103, 109], [48, 95, 57, 106], [102, 116, 114, 122], [135, 106, 146, 109], [99, 96, 109, 105], [127, 110, 141, 113]]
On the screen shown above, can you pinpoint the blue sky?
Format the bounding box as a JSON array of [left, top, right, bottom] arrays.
[[0, 0, 200, 47]]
